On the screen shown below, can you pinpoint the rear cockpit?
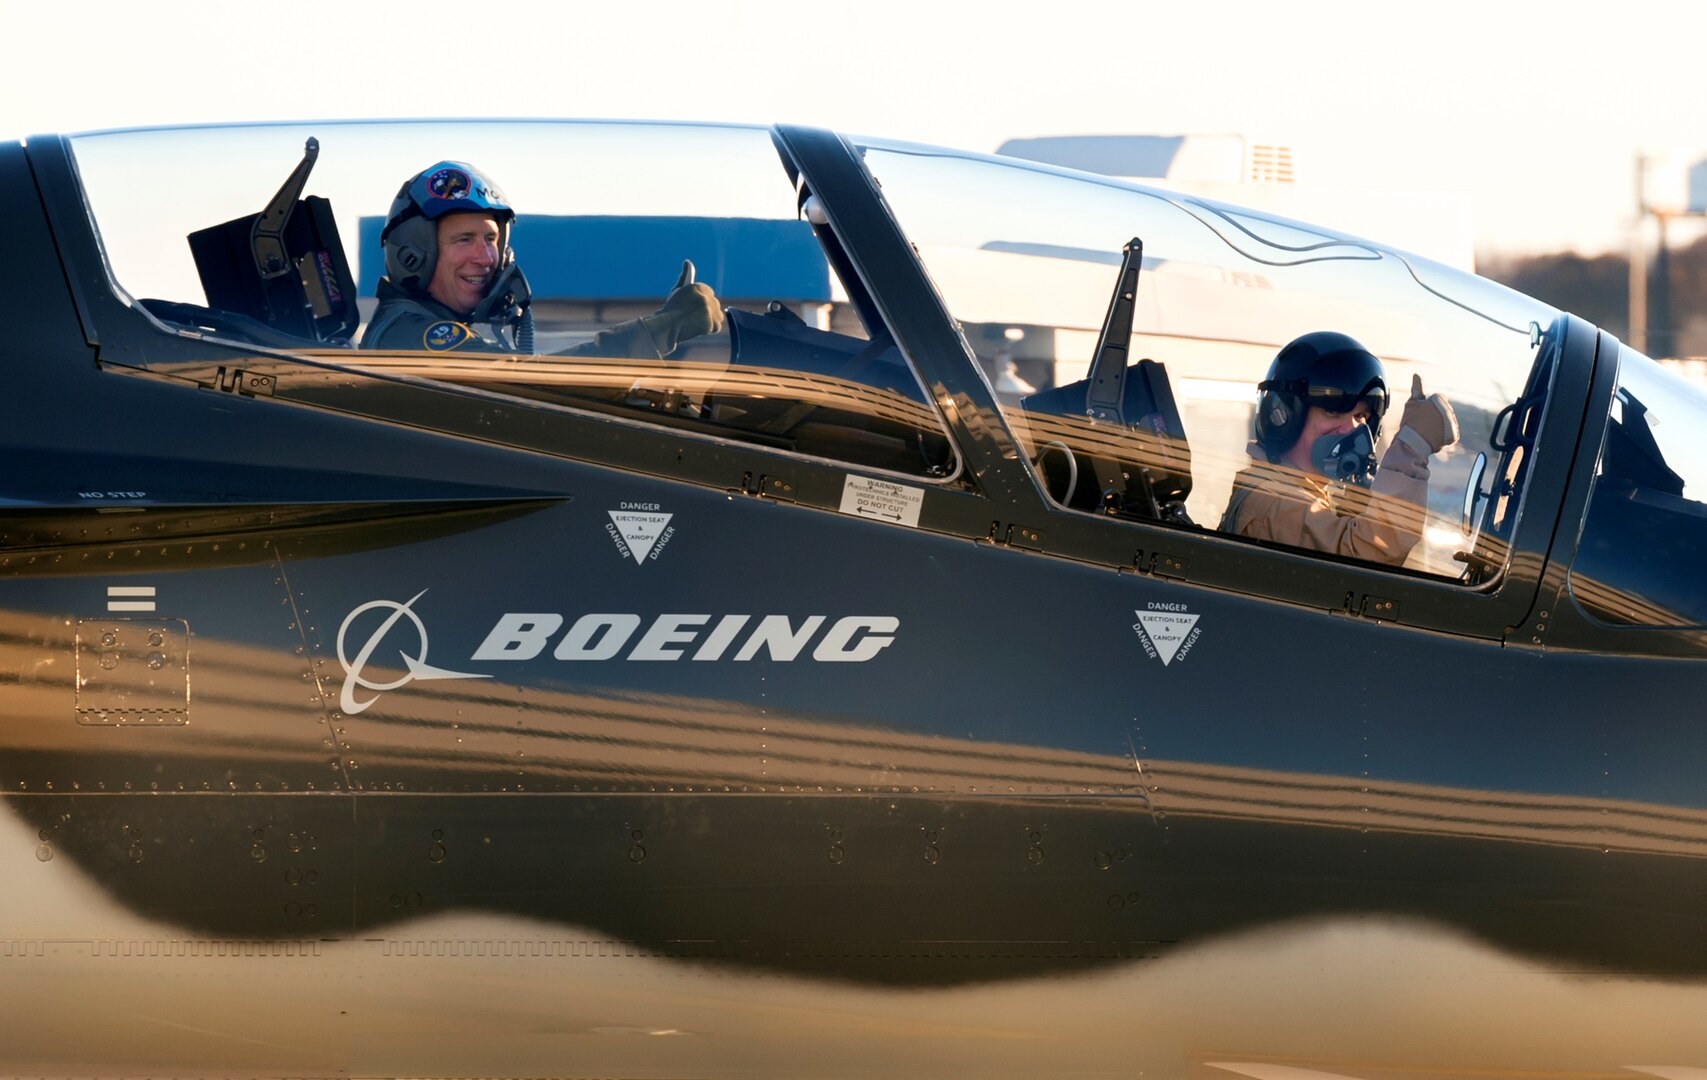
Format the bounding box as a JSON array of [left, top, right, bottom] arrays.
[[65, 121, 962, 481]]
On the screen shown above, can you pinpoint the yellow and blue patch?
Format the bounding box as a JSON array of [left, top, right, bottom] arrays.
[[423, 321, 474, 352], [426, 167, 472, 202]]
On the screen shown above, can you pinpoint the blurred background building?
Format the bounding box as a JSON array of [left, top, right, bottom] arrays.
[[996, 133, 1476, 271], [998, 134, 1707, 385]]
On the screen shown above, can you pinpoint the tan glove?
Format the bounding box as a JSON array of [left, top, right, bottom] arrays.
[[1398, 373, 1459, 454], [640, 260, 725, 356]]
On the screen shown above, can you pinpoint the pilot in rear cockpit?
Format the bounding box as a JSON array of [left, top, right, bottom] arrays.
[[1218, 331, 1459, 566], [360, 161, 724, 357]]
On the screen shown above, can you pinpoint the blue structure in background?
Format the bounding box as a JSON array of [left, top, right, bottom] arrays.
[[357, 215, 832, 301]]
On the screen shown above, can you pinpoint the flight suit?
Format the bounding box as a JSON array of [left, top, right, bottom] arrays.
[[1220, 432, 1433, 566], [360, 278, 661, 358]]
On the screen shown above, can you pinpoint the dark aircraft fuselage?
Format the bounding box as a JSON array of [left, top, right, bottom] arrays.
[[2, 120, 1704, 1079]]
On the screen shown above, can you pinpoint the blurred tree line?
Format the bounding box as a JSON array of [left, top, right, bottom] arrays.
[[1481, 231, 1707, 358]]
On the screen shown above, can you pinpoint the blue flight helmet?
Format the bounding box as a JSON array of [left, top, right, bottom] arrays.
[[380, 161, 515, 293], [1253, 331, 1390, 459]]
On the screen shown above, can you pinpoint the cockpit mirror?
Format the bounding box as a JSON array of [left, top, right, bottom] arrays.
[[1461, 450, 1488, 536], [1453, 450, 1497, 584]]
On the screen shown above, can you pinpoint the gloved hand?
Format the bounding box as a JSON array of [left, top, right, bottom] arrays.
[[641, 260, 725, 356], [1398, 373, 1459, 454]]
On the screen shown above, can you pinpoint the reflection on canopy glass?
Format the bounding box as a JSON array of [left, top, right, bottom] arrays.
[[68, 121, 959, 481], [858, 138, 1557, 580]]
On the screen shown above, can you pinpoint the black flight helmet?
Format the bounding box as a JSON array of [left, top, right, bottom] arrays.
[[1254, 331, 1389, 457]]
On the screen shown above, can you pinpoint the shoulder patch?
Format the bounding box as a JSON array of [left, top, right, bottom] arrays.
[[423, 321, 474, 352]]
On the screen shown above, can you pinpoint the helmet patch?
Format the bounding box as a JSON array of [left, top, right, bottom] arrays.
[[426, 167, 473, 202], [423, 321, 474, 351]]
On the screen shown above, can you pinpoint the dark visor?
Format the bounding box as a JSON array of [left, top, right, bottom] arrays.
[[1303, 382, 1388, 417]]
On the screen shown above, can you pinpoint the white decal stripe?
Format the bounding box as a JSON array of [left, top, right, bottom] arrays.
[[106, 601, 157, 612], [1205, 1064, 1372, 1080], [106, 586, 157, 597]]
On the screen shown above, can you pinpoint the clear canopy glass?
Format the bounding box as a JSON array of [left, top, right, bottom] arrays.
[[857, 138, 1559, 578]]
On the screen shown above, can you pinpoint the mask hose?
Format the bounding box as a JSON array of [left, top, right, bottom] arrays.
[[516, 307, 534, 354]]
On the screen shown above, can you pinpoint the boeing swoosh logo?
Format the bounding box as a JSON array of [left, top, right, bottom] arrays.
[[337, 589, 488, 715]]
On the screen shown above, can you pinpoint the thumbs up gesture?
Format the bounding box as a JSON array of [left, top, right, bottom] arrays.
[[1399, 373, 1459, 454], [641, 259, 725, 356]]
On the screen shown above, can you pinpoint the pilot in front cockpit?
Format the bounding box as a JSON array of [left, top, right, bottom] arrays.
[[360, 161, 724, 357], [1219, 331, 1459, 566]]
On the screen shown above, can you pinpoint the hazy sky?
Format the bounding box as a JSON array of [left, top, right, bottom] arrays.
[[6, 0, 1706, 257]]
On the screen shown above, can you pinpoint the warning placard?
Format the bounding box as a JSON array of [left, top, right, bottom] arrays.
[[607, 510, 674, 564], [1133, 611, 1202, 667], [839, 476, 923, 528]]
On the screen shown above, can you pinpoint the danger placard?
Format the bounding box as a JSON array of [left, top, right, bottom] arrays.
[[839, 476, 923, 528], [1134, 611, 1202, 667]]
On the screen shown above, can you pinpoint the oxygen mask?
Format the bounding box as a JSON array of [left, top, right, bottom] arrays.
[[1310, 423, 1377, 486]]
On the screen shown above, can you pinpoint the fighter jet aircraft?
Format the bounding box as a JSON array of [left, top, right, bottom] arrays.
[[1, 118, 1703, 1078]]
